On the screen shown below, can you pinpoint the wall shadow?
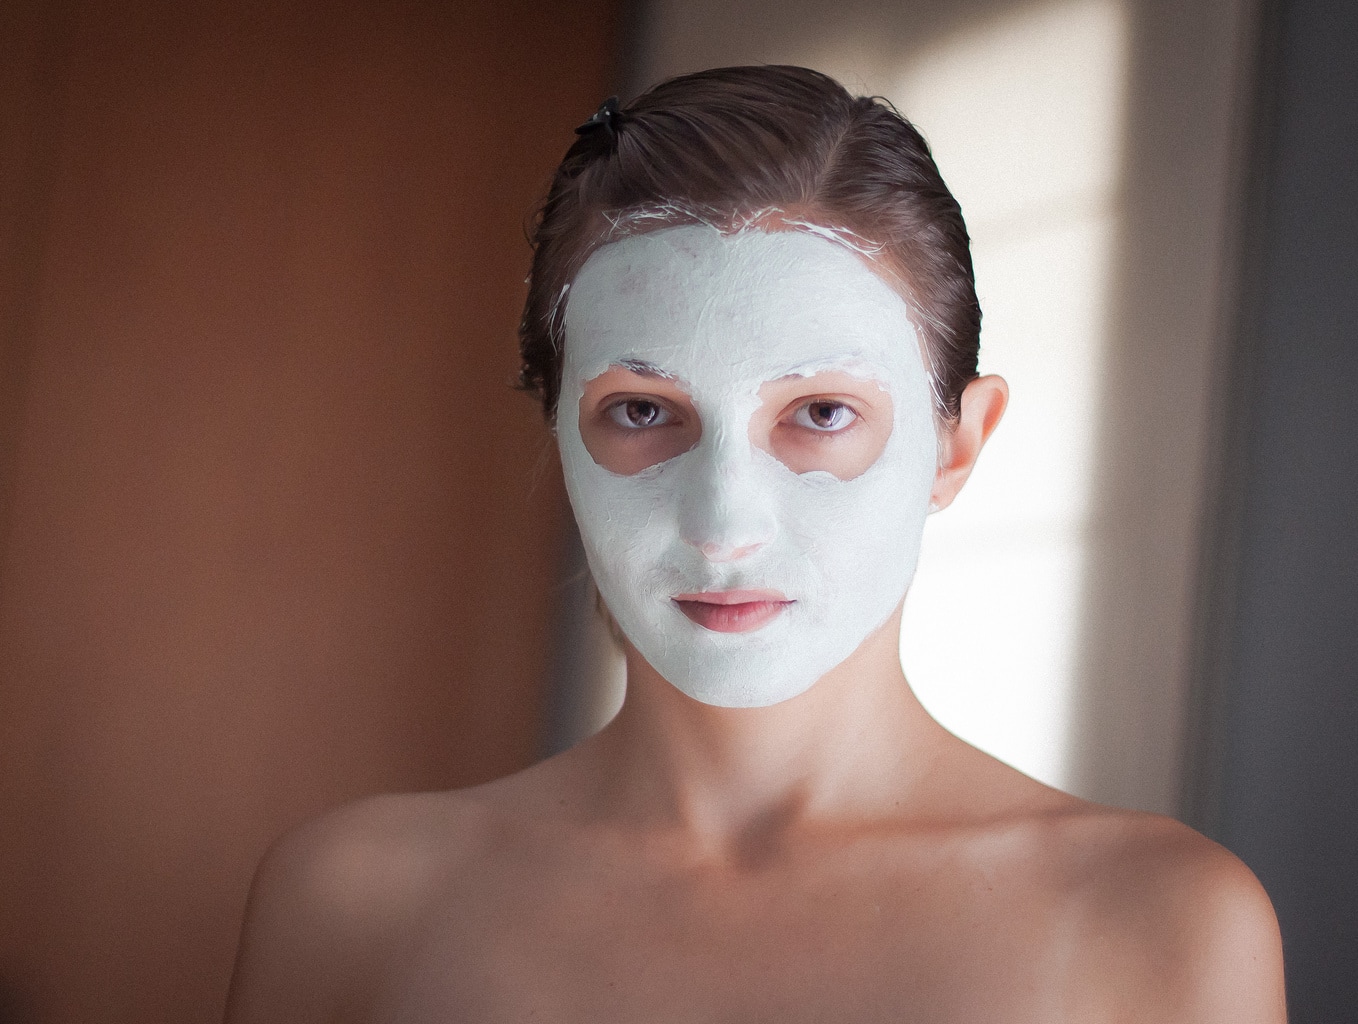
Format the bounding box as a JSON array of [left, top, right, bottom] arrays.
[[1063, 0, 1258, 812]]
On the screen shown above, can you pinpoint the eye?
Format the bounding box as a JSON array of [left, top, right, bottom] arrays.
[[793, 400, 858, 433], [606, 398, 675, 430]]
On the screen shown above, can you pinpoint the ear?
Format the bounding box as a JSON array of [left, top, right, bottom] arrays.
[[929, 375, 1008, 512]]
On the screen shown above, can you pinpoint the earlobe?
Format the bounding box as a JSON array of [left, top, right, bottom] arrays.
[[928, 374, 1008, 513]]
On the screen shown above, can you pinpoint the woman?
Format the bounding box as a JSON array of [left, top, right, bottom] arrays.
[[225, 66, 1286, 1022]]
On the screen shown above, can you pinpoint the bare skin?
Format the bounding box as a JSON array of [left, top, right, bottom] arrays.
[[224, 378, 1286, 1022]]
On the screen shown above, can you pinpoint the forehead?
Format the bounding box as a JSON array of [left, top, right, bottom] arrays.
[[562, 224, 925, 390]]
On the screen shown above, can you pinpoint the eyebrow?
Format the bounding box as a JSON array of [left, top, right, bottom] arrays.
[[614, 358, 679, 380], [769, 357, 889, 382]]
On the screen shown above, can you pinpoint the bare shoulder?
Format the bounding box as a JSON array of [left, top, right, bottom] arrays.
[[1043, 802, 1287, 1023], [936, 745, 1285, 1021], [223, 790, 491, 1024]]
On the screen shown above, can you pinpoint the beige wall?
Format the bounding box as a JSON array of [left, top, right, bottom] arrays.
[[0, 1, 614, 1020], [561, 0, 1257, 815]]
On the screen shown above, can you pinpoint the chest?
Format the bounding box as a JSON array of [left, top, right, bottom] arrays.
[[368, 851, 1097, 1024]]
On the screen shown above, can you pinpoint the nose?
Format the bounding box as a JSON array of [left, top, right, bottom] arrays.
[[676, 432, 777, 562]]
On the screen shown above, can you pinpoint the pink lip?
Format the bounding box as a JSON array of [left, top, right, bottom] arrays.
[[672, 589, 793, 634]]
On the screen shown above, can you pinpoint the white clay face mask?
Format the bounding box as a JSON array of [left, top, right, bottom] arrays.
[[558, 223, 938, 708]]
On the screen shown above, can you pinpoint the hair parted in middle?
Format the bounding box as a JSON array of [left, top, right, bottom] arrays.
[[518, 64, 981, 425]]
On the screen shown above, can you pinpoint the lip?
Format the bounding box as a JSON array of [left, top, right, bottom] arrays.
[[672, 589, 793, 634]]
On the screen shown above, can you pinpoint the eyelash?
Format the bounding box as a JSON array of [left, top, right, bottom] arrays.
[[791, 399, 859, 433], [602, 397, 861, 434], [606, 398, 676, 430]]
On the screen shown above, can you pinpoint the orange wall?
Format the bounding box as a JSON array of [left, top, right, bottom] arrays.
[[0, 1, 615, 1020]]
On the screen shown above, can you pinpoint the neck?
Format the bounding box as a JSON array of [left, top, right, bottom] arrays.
[[585, 605, 947, 843]]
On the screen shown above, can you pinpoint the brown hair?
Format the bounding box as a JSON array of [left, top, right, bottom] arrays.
[[517, 65, 980, 423]]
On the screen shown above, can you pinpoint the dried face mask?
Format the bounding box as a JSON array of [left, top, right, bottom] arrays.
[[558, 224, 938, 707]]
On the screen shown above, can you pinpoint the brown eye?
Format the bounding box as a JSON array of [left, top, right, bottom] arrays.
[[794, 400, 857, 432], [607, 399, 673, 430]]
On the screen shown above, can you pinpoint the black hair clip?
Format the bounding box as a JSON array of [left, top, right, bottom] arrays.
[[575, 95, 622, 142]]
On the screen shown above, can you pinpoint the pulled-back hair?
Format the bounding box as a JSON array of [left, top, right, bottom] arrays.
[[518, 65, 980, 423]]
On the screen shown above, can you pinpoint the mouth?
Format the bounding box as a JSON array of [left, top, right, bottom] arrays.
[[672, 589, 793, 634]]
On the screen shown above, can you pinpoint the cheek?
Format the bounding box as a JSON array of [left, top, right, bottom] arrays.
[[778, 468, 934, 615], [762, 418, 893, 480], [579, 420, 700, 476], [783, 432, 936, 542]]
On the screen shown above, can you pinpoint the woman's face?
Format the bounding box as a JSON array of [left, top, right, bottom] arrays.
[[558, 224, 938, 708]]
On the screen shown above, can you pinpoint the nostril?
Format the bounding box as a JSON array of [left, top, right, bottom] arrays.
[[697, 540, 764, 562]]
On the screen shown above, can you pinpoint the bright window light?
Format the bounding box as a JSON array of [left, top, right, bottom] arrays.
[[886, 0, 1130, 790]]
